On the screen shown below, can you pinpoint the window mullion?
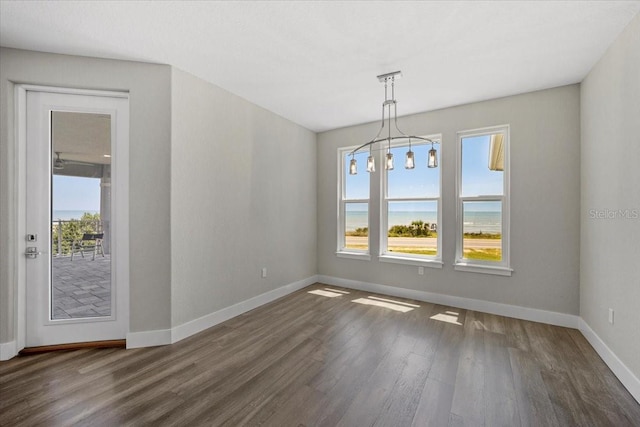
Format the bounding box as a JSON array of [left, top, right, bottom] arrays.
[[386, 197, 440, 203]]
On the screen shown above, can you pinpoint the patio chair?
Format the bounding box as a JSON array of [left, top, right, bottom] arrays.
[[71, 233, 105, 261]]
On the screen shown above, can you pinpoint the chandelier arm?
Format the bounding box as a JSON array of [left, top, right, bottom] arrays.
[[349, 135, 436, 156], [349, 140, 377, 156], [350, 104, 386, 156], [393, 102, 410, 137], [373, 104, 386, 141], [376, 135, 435, 144]]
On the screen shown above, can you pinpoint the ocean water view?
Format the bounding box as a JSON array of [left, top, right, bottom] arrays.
[[52, 210, 99, 220], [346, 210, 502, 234]]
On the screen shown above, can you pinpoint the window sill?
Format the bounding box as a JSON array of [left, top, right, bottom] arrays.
[[379, 254, 443, 269], [454, 262, 513, 276], [336, 251, 371, 261]]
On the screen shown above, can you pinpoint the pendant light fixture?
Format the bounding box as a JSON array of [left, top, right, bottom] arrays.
[[405, 139, 415, 169], [53, 152, 65, 170], [385, 151, 394, 170], [348, 71, 438, 174], [428, 140, 438, 168], [367, 147, 376, 172], [349, 153, 357, 175]]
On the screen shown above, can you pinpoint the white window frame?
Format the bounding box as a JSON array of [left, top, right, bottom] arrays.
[[455, 125, 512, 276], [337, 146, 371, 260], [379, 135, 443, 268]]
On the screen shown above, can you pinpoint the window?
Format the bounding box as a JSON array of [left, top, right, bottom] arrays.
[[337, 148, 370, 259], [456, 126, 511, 275], [381, 137, 442, 266]]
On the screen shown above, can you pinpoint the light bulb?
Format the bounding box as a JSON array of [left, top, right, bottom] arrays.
[[405, 150, 415, 169], [367, 155, 375, 172], [386, 152, 394, 170], [428, 147, 438, 168], [349, 157, 357, 175]]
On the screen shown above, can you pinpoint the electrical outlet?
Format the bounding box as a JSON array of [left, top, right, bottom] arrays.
[[261, 268, 267, 278], [608, 308, 614, 325], [418, 266, 424, 275]]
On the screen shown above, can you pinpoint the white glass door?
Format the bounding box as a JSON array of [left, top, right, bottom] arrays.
[[25, 90, 129, 347]]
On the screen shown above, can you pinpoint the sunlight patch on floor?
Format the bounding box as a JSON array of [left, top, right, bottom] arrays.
[[367, 296, 420, 308], [471, 320, 486, 330], [308, 289, 344, 298], [352, 297, 414, 313], [324, 288, 350, 294], [430, 310, 463, 325]]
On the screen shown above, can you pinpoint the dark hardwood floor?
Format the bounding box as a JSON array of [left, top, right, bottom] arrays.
[[1, 283, 639, 426]]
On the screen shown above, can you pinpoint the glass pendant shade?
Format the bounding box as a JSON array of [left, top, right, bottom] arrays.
[[349, 157, 357, 175], [385, 152, 394, 170], [428, 147, 438, 168], [367, 155, 376, 172], [405, 149, 415, 169]]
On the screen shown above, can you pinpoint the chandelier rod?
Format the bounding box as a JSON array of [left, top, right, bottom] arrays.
[[349, 135, 436, 157]]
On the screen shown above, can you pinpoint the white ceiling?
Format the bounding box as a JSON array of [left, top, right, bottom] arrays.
[[52, 112, 111, 165], [1, 1, 639, 132]]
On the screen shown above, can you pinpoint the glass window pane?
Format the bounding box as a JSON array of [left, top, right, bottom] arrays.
[[345, 202, 368, 251], [462, 201, 502, 262], [51, 111, 111, 319], [344, 151, 370, 200], [387, 200, 438, 256], [461, 134, 504, 197], [388, 143, 439, 199]]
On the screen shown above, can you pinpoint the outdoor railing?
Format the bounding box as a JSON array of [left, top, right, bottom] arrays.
[[51, 219, 105, 257]]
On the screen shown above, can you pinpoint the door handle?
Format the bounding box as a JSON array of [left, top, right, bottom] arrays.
[[25, 247, 42, 259]]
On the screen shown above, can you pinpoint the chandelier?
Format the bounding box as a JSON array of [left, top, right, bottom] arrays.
[[349, 71, 438, 175], [53, 152, 65, 169]]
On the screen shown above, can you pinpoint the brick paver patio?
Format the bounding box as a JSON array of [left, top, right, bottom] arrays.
[[52, 255, 111, 319]]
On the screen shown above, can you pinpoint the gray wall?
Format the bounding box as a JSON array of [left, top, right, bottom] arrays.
[[581, 14, 640, 378], [0, 48, 173, 343], [317, 85, 581, 314], [170, 68, 317, 326]]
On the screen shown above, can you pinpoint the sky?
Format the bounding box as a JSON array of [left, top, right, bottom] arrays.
[[345, 135, 503, 212], [460, 135, 503, 197], [52, 175, 101, 211]]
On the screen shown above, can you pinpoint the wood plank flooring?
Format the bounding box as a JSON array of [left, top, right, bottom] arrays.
[[1, 283, 639, 426]]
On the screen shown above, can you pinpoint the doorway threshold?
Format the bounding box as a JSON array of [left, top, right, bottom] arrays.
[[19, 339, 125, 355]]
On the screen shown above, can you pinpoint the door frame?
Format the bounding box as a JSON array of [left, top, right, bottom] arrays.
[[14, 84, 130, 352]]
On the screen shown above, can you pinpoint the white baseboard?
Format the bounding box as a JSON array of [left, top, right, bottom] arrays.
[[171, 275, 317, 344], [317, 275, 580, 329], [126, 329, 172, 349], [0, 341, 17, 361], [579, 319, 640, 403], [125, 273, 579, 350], [127, 275, 318, 349]]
